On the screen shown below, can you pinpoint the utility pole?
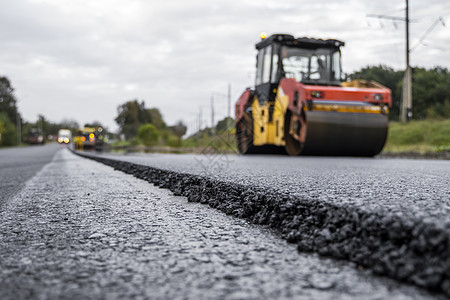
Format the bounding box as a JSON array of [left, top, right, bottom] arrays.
[[227, 83, 231, 119], [367, 0, 412, 122], [211, 90, 228, 134], [403, 0, 412, 122], [199, 107, 202, 131], [16, 112, 21, 145], [210, 95, 215, 135]]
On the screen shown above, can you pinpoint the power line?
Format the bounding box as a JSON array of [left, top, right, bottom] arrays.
[[410, 16, 445, 52], [366, 14, 406, 22]]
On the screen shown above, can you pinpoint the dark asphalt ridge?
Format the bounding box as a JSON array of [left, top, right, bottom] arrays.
[[74, 151, 450, 296]]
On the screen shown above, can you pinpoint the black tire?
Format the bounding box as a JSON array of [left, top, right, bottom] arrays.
[[284, 111, 304, 156], [236, 116, 254, 154]]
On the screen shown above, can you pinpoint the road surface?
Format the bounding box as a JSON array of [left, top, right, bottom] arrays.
[[78, 149, 450, 295], [0, 144, 447, 298], [0, 144, 61, 207]]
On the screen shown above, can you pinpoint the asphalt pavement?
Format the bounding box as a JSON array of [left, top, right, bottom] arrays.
[[0, 147, 445, 299], [77, 150, 450, 295], [0, 143, 62, 207]]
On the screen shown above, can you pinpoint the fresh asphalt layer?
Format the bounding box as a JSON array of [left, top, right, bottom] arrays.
[[75, 150, 450, 295], [1, 147, 443, 299]]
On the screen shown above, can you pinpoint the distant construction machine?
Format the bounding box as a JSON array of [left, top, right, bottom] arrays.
[[74, 127, 105, 150], [235, 33, 392, 156]]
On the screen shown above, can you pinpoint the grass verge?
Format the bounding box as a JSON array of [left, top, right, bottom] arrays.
[[383, 119, 450, 154]]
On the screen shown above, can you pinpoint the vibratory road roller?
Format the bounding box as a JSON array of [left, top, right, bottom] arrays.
[[235, 33, 392, 156]]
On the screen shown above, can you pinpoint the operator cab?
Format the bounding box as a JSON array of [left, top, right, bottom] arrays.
[[254, 34, 345, 103]]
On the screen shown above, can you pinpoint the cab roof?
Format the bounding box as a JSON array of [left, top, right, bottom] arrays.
[[255, 34, 345, 50]]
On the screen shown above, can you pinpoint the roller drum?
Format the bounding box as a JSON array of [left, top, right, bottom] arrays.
[[301, 111, 388, 156]]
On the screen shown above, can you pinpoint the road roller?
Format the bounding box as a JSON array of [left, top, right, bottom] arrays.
[[235, 33, 392, 156]]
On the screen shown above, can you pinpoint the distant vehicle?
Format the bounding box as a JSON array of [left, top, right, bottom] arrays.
[[74, 127, 106, 150], [27, 128, 45, 145], [57, 129, 72, 144]]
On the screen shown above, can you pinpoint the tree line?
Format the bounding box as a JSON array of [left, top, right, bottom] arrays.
[[348, 65, 450, 120], [114, 100, 186, 147], [0, 74, 186, 147], [1, 65, 449, 147], [0, 76, 104, 146], [0, 77, 19, 146]]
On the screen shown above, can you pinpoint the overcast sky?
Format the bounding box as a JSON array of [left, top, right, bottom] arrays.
[[1, 0, 449, 134]]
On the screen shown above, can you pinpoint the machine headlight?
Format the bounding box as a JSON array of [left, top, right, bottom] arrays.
[[370, 93, 384, 102], [311, 91, 325, 98]]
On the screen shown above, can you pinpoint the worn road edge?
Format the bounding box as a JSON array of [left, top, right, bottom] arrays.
[[74, 151, 450, 296]]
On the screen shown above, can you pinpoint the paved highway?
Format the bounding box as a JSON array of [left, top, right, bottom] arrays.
[[79, 149, 450, 295], [0, 145, 448, 298]]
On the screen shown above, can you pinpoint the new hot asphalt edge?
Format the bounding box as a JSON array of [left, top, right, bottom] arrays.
[[74, 150, 450, 296]]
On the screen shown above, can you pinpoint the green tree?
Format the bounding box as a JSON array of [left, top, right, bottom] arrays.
[[348, 65, 450, 121], [0, 112, 16, 146], [84, 121, 104, 128], [115, 100, 150, 140], [0, 76, 19, 146], [147, 108, 166, 130], [37, 114, 51, 137], [59, 119, 80, 137], [168, 121, 187, 146], [0, 76, 19, 125], [138, 123, 159, 146], [411, 67, 450, 119], [60, 118, 80, 130], [215, 117, 234, 132]]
